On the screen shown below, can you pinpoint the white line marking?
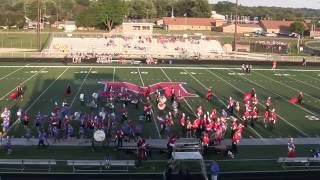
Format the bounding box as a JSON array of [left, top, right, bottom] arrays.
[[70, 67, 92, 107], [26, 67, 69, 112], [0, 67, 47, 101], [206, 69, 310, 137], [160, 68, 196, 116], [113, 67, 115, 82], [184, 69, 263, 139], [285, 74, 320, 92], [0, 65, 320, 72], [302, 73, 320, 82], [0, 66, 25, 81], [138, 68, 161, 138], [254, 71, 320, 116], [137, 68, 145, 86]]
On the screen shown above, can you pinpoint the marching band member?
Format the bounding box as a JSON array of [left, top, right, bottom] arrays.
[[1, 107, 11, 132], [201, 132, 210, 147], [210, 108, 217, 122], [252, 94, 258, 105], [251, 88, 256, 98], [64, 84, 71, 96], [270, 108, 278, 126], [197, 106, 203, 117], [272, 61, 277, 71], [264, 110, 270, 128], [16, 84, 24, 100], [287, 138, 296, 157], [186, 118, 192, 138], [297, 92, 303, 105], [116, 129, 124, 148], [242, 110, 251, 127], [265, 97, 272, 111], [250, 106, 258, 127], [206, 88, 214, 102]]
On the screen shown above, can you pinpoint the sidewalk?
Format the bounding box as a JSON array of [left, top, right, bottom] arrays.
[[2, 137, 320, 147]]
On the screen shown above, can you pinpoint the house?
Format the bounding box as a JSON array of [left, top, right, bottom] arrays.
[[221, 23, 262, 33], [163, 17, 215, 31], [310, 28, 320, 38], [64, 21, 77, 32], [121, 22, 154, 35], [259, 20, 307, 35]]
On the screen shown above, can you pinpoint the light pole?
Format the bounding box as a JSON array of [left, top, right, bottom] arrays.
[[37, 0, 41, 51], [233, 0, 239, 52]]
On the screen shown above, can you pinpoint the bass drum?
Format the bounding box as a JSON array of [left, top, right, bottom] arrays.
[[94, 130, 106, 142], [158, 103, 166, 110]]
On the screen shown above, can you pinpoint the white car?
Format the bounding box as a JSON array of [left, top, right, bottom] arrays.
[[263, 33, 277, 37]]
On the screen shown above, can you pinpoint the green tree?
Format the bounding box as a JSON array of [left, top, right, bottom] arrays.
[[96, 0, 127, 30], [290, 21, 305, 34], [128, 0, 157, 19], [174, 0, 211, 17]]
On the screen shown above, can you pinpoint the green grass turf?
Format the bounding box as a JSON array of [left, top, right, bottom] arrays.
[[0, 65, 319, 139], [0, 33, 50, 49]]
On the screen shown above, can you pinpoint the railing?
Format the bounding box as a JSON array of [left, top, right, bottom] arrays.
[[0, 50, 319, 63]]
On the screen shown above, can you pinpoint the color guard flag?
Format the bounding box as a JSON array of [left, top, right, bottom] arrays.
[[290, 97, 298, 104], [9, 91, 18, 100], [165, 87, 172, 97]]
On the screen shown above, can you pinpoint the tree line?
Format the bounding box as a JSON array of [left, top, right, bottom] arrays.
[[0, 0, 319, 30]]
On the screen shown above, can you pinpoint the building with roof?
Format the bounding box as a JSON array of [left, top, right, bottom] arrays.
[[163, 17, 215, 31], [221, 23, 262, 33], [259, 20, 305, 35], [64, 21, 77, 32], [310, 28, 320, 38], [121, 22, 154, 35]]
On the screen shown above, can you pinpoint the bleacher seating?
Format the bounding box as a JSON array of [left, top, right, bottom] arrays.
[[0, 159, 56, 172], [277, 157, 320, 169], [66, 160, 135, 172]]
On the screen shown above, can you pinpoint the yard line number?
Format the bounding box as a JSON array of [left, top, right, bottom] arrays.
[[75, 71, 98, 74], [274, 73, 295, 77], [228, 72, 245, 76], [131, 71, 148, 74], [305, 115, 320, 121], [26, 71, 48, 74]]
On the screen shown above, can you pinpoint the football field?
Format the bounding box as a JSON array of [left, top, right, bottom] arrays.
[[0, 63, 319, 140]]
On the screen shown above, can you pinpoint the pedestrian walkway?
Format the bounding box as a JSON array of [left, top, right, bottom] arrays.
[[2, 137, 320, 147]]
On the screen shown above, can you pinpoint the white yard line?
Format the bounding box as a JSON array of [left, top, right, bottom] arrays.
[[0, 66, 26, 81], [206, 69, 310, 137], [281, 75, 320, 95], [113, 67, 115, 82], [160, 68, 196, 116], [137, 68, 161, 138], [0, 65, 320, 72], [0, 67, 47, 101], [25, 67, 70, 112], [301, 73, 320, 82], [70, 67, 92, 107], [183, 68, 263, 139], [253, 71, 320, 116]]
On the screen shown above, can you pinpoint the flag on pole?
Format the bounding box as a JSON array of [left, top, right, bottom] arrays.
[[290, 97, 298, 104]]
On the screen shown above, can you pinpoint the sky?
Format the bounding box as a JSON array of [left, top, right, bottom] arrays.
[[209, 0, 320, 9]]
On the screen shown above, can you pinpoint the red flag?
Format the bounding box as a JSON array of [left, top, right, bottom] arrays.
[[10, 91, 18, 100], [243, 92, 251, 102], [290, 97, 298, 104], [165, 87, 171, 97]]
